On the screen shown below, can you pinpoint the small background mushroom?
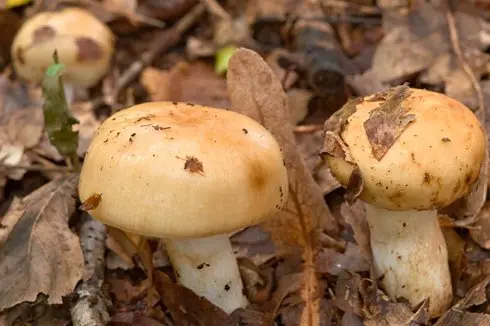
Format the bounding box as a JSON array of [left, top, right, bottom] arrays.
[[11, 7, 114, 101]]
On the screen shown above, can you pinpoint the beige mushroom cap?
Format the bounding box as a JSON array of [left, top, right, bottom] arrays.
[[11, 7, 114, 87], [325, 88, 486, 211], [79, 102, 289, 239]]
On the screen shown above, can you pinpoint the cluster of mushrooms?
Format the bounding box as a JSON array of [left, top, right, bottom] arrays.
[[9, 6, 488, 319]]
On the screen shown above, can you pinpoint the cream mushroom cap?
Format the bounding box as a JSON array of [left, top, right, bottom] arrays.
[[78, 101, 289, 239], [325, 88, 486, 211], [11, 7, 114, 87]]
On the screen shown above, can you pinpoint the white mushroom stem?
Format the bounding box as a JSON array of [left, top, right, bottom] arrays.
[[164, 234, 249, 314], [365, 204, 452, 316], [63, 83, 74, 104]]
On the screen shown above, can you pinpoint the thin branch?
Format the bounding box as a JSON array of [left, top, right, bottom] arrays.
[[293, 124, 324, 133], [445, 4, 486, 123], [70, 213, 109, 326], [110, 3, 206, 107], [0, 163, 72, 172]]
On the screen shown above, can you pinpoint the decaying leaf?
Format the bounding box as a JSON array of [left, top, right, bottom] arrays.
[[345, 166, 364, 204], [470, 202, 490, 249], [227, 48, 340, 326], [434, 310, 490, 326], [321, 97, 359, 161], [295, 129, 340, 195], [363, 84, 414, 161], [0, 75, 44, 190], [140, 62, 230, 109], [0, 174, 84, 311], [364, 1, 488, 86], [334, 272, 430, 326], [153, 270, 235, 326], [315, 242, 369, 276]]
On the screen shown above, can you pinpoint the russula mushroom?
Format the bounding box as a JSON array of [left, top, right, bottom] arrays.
[[321, 86, 486, 316], [11, 7, 114, 100], [78, 101, 289, 313]]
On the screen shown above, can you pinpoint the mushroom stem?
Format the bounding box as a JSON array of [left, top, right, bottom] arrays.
[[365, 204, 452, 316], [63, 83, 74, 104], [163, 234, 249, 314]]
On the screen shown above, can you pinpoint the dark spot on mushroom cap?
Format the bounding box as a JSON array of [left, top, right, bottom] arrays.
[[242, 128, 248, 134], [424, 172, 432, 184], [32, 25, 56, 44], [442, 137, 451, 142], [247, 158, 268, 191], [75, 37, 103, 62], [197, 262, 210, 269], [184, 156, 204, 175], [224, 283, 231, 291]]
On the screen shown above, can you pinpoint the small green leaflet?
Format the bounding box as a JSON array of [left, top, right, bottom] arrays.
[[42, 62, 79, 158]]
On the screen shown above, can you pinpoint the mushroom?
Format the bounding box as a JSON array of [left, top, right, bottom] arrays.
[[11, 7, 114, 101], [78, 101, 289, 314], [321, 87, 486, 316]]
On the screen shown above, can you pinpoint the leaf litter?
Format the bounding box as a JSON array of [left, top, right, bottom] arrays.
[[2, 1, 490, 325]]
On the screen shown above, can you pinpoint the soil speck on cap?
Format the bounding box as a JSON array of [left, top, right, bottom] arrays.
[[75, 37, 103, 62], [197, 263, 210, 269], [184, 156, 204, 175]]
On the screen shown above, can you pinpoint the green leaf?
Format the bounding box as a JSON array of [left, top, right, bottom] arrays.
[[215, 44, 237, 75], [41, 60, 79, 158]]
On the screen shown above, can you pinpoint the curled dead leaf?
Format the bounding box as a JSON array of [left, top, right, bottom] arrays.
[[227, 47, 339, 326], [0, 174, 84, 311]]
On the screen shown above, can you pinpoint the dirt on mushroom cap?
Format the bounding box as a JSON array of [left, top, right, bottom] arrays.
[[78, 101, 289, 239], [322, 87, 486, 211]]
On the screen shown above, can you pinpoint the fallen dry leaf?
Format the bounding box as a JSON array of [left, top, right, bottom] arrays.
[[470, 202, 490, 249], [295, 129, 340, 195], [153, 270, 235, 326], [227, 48, 340, 326], [0, 77, 44, 185], [0, 174, 84, 311], [315, 242, 369, 276], [140, 61, 230, 109], [364, 1, 488, 86], [434, 310, 490, 326]]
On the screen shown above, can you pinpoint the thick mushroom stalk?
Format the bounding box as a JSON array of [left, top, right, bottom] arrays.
[[164, 234, 248, 313], [366, 204, 452, 314]]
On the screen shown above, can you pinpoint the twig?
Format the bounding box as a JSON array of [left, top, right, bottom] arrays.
[[445, 3, 486, 123], [293, 124, 324, 133], [201, 0, 231, 20], [322, 0, 381, 15], [0, 163, 72, 172], [110, 3, 206, 106], [70, 213, 109, 326]]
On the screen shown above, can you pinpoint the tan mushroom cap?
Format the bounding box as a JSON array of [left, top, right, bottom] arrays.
[[11, 7, 114, 87], [78, 102, 289, 239], [325, 88, 486, 211]]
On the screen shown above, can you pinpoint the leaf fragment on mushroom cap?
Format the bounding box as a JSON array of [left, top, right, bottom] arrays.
[[363, 84, 415, 161], [321, 97, 359, 162], [79, 193, 102, 211]]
